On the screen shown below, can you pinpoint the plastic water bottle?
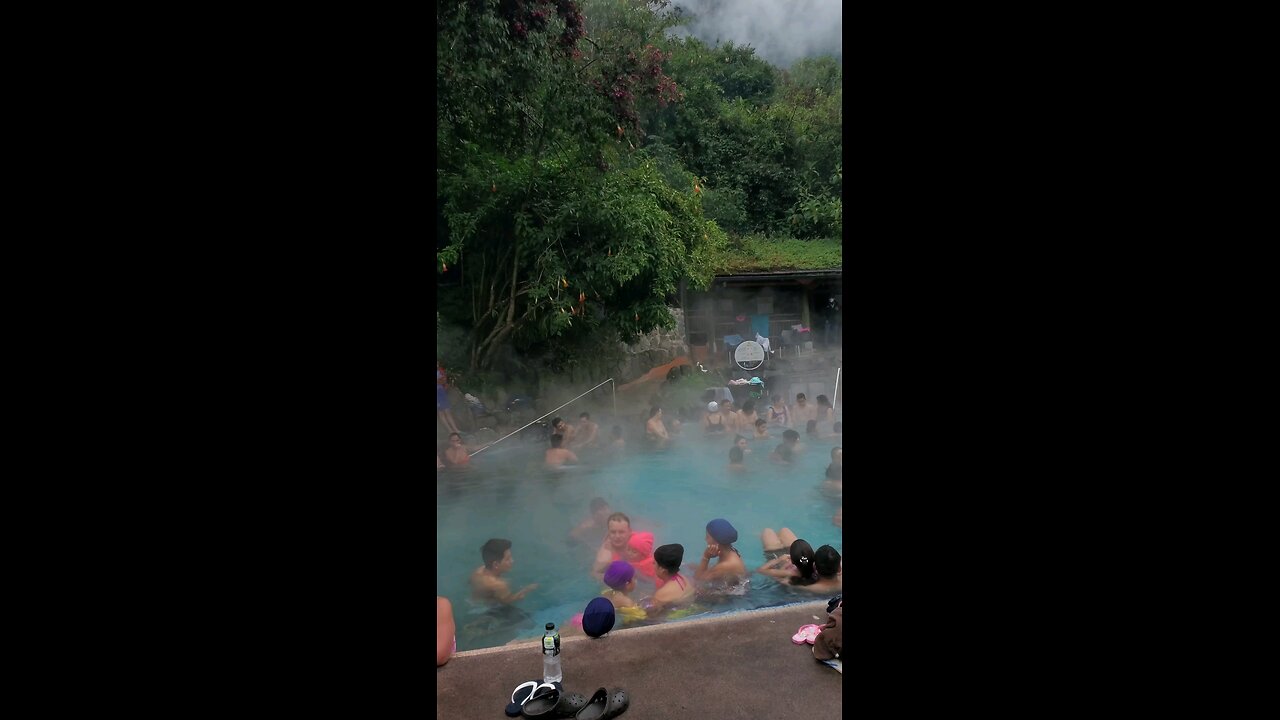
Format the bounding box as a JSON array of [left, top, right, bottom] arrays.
[[542, 622, 562, 683]]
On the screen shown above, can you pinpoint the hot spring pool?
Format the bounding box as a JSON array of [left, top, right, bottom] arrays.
[[436, 421, 843, 651]]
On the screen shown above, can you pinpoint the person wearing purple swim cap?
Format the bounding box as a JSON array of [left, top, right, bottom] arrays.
[[601, 560, 640, 611], [695, 518, 748, 587]]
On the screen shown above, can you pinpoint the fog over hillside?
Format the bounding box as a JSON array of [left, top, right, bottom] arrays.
[[671, 0, 842, 68]]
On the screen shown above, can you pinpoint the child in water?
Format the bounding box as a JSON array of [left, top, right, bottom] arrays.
[[601, 561, 647, 623], [625, 531, 660, 587]]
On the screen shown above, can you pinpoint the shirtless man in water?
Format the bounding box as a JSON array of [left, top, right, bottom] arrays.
[[645, 407, 670, 447], [592, 513, 634, 579], [470, 538, 538, 605], [551, 417, 576, 448], [575, 412, 599, 449], [444, 432, 470, 468], [545, 433, 579, 469]]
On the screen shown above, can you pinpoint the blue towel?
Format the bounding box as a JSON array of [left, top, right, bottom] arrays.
[[724, 334, 744, 347], [751, 314, 770, 338]]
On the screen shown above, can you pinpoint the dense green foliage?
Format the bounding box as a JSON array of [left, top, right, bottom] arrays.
[[437, 0, 841, 377]]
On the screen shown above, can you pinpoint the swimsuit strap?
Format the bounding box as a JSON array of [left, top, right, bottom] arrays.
[[672, 573, 687, 591]]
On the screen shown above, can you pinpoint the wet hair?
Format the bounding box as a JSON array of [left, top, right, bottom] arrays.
[[771, 394, 782, 402], [648, 406, 661, 419], [816, 395, 831, 407], [833, 421, 842, 433], [755, 419, 767, 428], [815, 545, 841, 578], [611, 425, 623, 438], [784, 429, 800, 443], [550, 433, 564, 448], [481, 538, 512, 568], [742, 400, 755, 413], [579, 412, 590, 419], [449, 432, 461, 441], [796, 393, 807, 401], [831, 446, 841, 460], [787, 539, 819, 586], [607, 512, 631, 528], [729, 446, 744, 463], [552, 417, 564, 428], [590, 497, 609, 512], [806, 420, 818, 435], [733, 434, 747, 444]]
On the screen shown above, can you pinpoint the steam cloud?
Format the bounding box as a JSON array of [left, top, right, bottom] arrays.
[[670, 0, 842, 68]]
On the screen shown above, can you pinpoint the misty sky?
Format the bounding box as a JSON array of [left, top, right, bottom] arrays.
[[670, 0, 842, 69]]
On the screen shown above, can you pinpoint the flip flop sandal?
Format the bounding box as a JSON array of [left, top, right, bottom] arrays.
[[792, 624, 823, 645], [507, 681, 540, 717], [605, 688, 629, 718], [522, 683, 562, 719], [574, 688, 609, 720], [555, 692, 588, 717]]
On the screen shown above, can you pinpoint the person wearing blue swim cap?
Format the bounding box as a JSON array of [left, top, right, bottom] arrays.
[[695, 518, 748, 586]]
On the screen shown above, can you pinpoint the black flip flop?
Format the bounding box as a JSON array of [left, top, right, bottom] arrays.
[[506, 680, 539, 717], [522, 684, 562, 719]]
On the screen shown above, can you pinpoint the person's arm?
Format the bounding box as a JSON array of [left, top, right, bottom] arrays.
[[695, 545, 734, 582], [592, 545, 612, 578], [566, 451, 579, 464], [755, 555, 794, 578], [490, 579, 538, 605], [437, 597, 455, 667], [569, 517, 597, 543]]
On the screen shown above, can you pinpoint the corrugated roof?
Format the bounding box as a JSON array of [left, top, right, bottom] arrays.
[[714, 268, 842, 280]]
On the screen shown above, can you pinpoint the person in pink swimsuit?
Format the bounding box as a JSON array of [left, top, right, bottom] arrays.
[[644, 544, 695, 613], [625, 531, 662, 587]]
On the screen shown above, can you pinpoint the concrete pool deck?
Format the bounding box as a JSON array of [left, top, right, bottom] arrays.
[[437, 600, 841, 719]]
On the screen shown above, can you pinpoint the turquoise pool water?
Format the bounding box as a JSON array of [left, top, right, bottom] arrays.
[[436, 421, 843, 651]]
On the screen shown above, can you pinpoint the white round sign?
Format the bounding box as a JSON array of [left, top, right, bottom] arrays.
[[734, 340, 766, 370]]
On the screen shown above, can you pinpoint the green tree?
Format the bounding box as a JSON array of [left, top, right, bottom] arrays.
[[437, 0, 725, 372]]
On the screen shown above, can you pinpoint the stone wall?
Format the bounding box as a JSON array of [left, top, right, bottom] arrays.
[[617, 307, 688, 382]]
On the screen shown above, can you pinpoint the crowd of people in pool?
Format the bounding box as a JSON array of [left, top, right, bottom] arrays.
[[436, 381, 844, 666], [438, 509, 842, 665], [437, 390, 841, 473]]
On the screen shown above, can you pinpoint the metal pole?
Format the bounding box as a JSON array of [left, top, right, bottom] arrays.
[[611, 379, 616, 418], [469, 378, 616, 457], [834, 367, 841, 414]]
